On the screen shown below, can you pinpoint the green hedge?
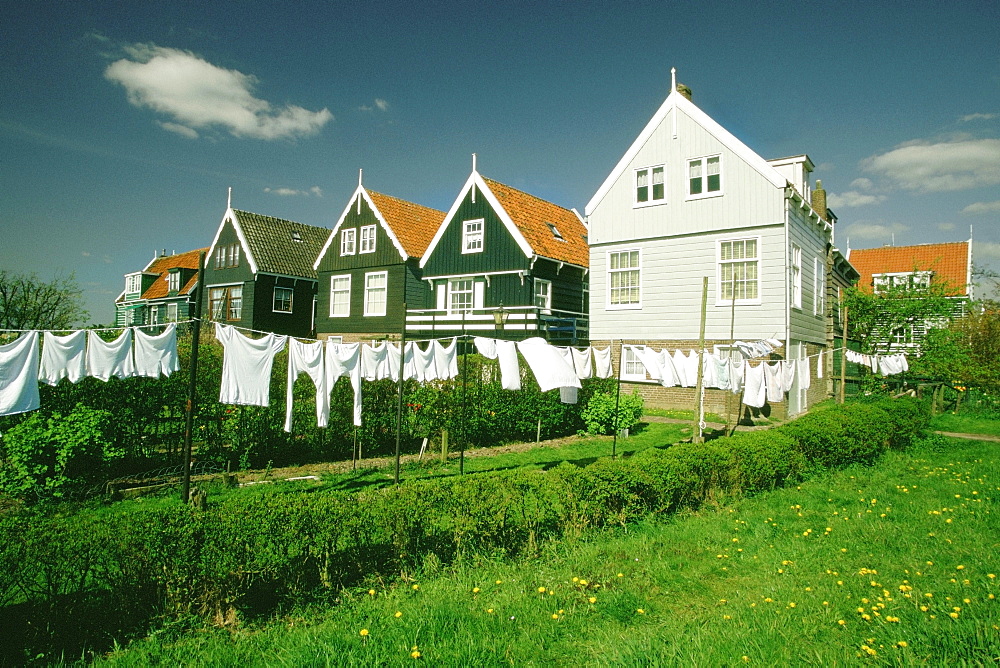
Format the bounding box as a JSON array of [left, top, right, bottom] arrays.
[[0, 397, 929, 662]]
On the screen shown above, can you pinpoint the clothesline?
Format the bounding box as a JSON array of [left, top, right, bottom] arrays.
[[0, 320, 195, 335]]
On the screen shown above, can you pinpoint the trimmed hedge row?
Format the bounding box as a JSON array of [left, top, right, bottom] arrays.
[[0, 397, 928, 661]]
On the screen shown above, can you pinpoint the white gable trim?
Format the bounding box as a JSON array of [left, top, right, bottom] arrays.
[[584, 89, 787, 217], [419, 171, 534, 269], [206, 208, 258, 275], [314, 186, 408, 270]]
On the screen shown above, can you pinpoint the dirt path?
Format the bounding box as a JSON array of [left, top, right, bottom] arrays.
[[934, 430, 1000, 443]]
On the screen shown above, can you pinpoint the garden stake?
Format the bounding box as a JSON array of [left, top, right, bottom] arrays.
[[181, 251, 205, 503]]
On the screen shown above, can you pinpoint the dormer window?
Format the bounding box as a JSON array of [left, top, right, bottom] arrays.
[[546, 222, 564, 241], [125, 274, 141, 294], [167, 270, 180, 293], [872, 271, 932, 294], [688, 155, 722, 198], [462, 219, 484, 254], [291, 231, 302, 243], [634, 165, 665, 206], [341, 228, 356, 255]]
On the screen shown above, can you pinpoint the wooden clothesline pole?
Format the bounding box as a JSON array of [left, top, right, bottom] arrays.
[[181, 251, 206, 503]]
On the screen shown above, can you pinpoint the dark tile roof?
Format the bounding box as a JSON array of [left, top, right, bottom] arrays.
[[848, 241, 970, 296], [140, 248, 208, 300], [233, 209, 328, 279], [367, 191, 445, 258], [482, 178, 589, 267]]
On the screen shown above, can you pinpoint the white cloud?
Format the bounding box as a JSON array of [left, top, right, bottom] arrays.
[[960, 113, 997, 122], [938, 222, 955, 231], [973, 241, 1000, 261], [844, 221, 909, 241], [360, 98, 389, 112], [264, 186, 323, 197], [861, 138, 1000, 192], [157, 120, 199, 139], [962, 200, 1000, 215], [827, 191, 886, 208], [81, 251, 91, 257], [105, 43, 332, 140]]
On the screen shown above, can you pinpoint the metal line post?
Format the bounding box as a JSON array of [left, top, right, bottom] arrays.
[[394, 302, 408, 484]]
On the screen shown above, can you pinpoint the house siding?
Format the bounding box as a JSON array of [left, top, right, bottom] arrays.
[[251, 274, 317, 338]]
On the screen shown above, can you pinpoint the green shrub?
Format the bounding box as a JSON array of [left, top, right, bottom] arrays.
[[581, 390, 644, 435], [724, 430, 805, 494]]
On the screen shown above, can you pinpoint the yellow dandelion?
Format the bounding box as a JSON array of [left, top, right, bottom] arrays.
[[412, 584, 420, 591], [723, 614, 732, 620], [496, 580, 502, 585], [572, 577, 579, 583], [580, 580, 588, 586], [956, 565, 965, 570], [538, 586, 546, 593], [368, 589, 376, 596], [588, 596, 597, 604], [487, 608, 494, 614], [637, 608, 645, 614], [617, 573, 624, 578], [920, 605, 929, 612], [988, 573, 996, 579], [558, 609, 564, 614], [472, 587, 480, 594], [788, 602, 796, 608], [897, 641, 908, 648], [838, 619, 846, 626], [950, 612, 959, 619], [411, 650, 421, 659], [394, 611, 402, 618], [360, 629, 369, 637], [552, 613, 559, 619]]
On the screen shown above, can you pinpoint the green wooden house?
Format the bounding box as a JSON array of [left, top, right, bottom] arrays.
[[203, 207, 328, 337], [313, 183, 445, 342], [115, 248, 207, 327], [413, 165, 590, 343]]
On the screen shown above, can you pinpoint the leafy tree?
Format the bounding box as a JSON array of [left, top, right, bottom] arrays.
[[0, 270, 88, 330], [919, 302, 1000, 391], [842, 281, 958, 355]]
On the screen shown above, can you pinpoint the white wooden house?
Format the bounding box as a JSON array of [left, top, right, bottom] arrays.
[[585, 72, 837, 417]]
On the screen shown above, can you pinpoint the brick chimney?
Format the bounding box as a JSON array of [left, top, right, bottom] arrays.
[[812, 179, 828, 222], [676, 83, 692, 101]]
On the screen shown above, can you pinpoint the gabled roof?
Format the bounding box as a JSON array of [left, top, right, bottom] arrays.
[[208, 208, 328, 279], [420, 170, 588, 269], [140, 247, 208, 300], [848, 241, 972, 296], [585, 85, 787, 216], [315, 186, 445, 268]]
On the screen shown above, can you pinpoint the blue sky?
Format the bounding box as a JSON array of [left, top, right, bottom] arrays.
[[2, 0, 999, 324]]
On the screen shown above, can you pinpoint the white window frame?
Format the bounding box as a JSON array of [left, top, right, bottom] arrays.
[[227, 243, 240, 268], [167, 303, 178, 322], [359, 225, 377, 254], [872, 271, 933, 294], [326, 335, 343, 344], [791, 244, 802, 309], [447, 278, 475, 313], [534, 278, 552, 313], [167, 271, 180, 292], [633, 165, 666, 207], [363, 271, 387, 316], [713, 344, 745, 362], [227, 285, 243, 321], [717, 237, 761, 306], [687, 154, 723, 199], [814, 257, 826, 317], [273, 286, 294, 314], [329, 274, 351, 317], [607, 249, 641, 310], [462, 219, 484, 254], [340, 228, 356, 256], [621, 345, 650, 381], [125, 274, 141, 294], [150, 305, 159, 325]]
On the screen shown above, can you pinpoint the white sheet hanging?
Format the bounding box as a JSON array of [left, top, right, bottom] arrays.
[[655, 348, 680, 387], [570, 347, 593, 380], [285, 338, 328, 432], [796, 357, 811, 390], [517, 337, 580, 403], [816, 351, 824, 379], [133, 324, 180, 378], [39, 330, 87, 385], [86, 329, 135, 381], [0, 331, 40, 416], [327, 341, 362, 427], [593, 346, 613, 379], [782, 360, 796, 392], [474, 337, 520, 390], [742, 362, 766, 408], [729, 358, 745, 394], [215, 323, 287, 407], [764, 362, 784, 403]]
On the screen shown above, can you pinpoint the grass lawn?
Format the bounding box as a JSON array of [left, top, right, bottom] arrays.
[[98, 433, 1000, 666], [931, 412, 1000, 438]]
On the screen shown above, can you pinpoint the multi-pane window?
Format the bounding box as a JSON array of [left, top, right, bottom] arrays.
[[150, 306, 159, 325], [688, 155, 721, 196], [360, 225, 376, 253], [209, 286, 242, 321], [167, 271, 180, 292], [167, 303, 178, 322], [534, 279, 552, 312], [448, 278, 474, 313], [608, 250, 640, 307], [621, 346, 648, 381], [363, 271, 387, 316], [635, 166, 665, 205], [214, 244, 240, 269], [341, 228, 356, 255], [462, 219, 484, 253], [125, 274, 141, 294], [273, 286, 293, 313], [814, 257, 826, 316], [719, 238, 759, 303], [330, 275, 350, 317], [873, 271, 932, 294], [791, 245, 802, 309]]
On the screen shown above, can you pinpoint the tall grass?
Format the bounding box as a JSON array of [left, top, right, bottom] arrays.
[[98, 433, 1000, 665]]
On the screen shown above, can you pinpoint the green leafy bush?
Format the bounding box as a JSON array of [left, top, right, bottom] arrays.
[[581, 390, 644, 435]]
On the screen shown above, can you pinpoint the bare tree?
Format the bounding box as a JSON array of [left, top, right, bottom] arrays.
[[0, 270, 89, 330]]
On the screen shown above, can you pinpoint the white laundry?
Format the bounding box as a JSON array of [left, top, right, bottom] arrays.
[[729, 358, 745, 394], [710, 355, 730, 390], [698, 352, 717, 389], [570, 347, 593, 380], [764, 362, 785, 403], [593, 346, 613, 378], [878, 353, 908, 376], [473, 336, 497, 359], [655, 348, 680, 387], [134, 324, 180, 378], [285, 338, 328, 432], [495, 340, 521, 390], [362, 342, 394, 381], [39, 330, 87, 385], [671, 350, 690, 386], [86, 329, 135, 381], [517, 337, 580, 403], [413, 341, 440, 382], [631, 345, 662, 382], [742, 362, 766, 408], [796, 357, 811, 390], [816, 351, 824, 379], [681, 350, 700, 387], [432, 338, 459, 379], [0, 331, 40, 417], [327, 341, 362, 427], [782, 360, 796, 391], [555, 346, 577, 377], [215, 323, 287, 407]]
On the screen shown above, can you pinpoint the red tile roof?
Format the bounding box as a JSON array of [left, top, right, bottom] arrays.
[[367, 190, 445, 257], [140, 248, 208, 300], [482, 178, 589, 267], [848, 241, 970, 296]]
